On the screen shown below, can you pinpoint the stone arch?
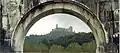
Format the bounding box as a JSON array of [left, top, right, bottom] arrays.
[[11, 1, 108, 53]]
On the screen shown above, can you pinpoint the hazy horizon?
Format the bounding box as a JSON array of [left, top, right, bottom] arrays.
[[26, 13, 91, 36]]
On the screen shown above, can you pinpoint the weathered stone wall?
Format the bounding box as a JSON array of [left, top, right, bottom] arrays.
[[23, 0, 97, 14], [99, 0, 119, 33], [0, 0, 117, 38], [22, 0, 119, 42], [0, 0, 119, 52], [0, 0, 119, 38], [0, 0, 24, 38]]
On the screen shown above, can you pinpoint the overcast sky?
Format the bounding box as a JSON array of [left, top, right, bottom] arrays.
[[26, 13, 91, 36]]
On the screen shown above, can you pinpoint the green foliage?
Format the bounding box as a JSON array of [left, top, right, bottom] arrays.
[[49, 32, 94, 47], [23, 43, 49, 52], [24, 44, 34, 52], [25, 32, 94, 46], [49, 44, 66, 52], [24, 41, 96, 53], [82, 40, 96, 53], [38, 43, 49, 52], [66, 42, 83, 52], [24, 32, 96, 53]]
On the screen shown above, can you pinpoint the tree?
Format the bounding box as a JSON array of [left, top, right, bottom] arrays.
[[23, 43, 34, 52], [66, 42, 83, 52], [49, 44, 66, 52], [82, 40, 96, 53], [23, 43, 49, 52], [38, 43, 49, 52]]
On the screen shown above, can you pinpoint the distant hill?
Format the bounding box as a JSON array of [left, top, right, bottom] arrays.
[[25, 24, 75, 44], [24, 25, 96, 52], [24, 25, 95, 47], [49, 32, 94, 47], [25, 32, 95, 47]]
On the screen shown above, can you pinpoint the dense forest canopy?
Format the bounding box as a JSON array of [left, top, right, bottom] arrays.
[[24, 32, 96, 53]]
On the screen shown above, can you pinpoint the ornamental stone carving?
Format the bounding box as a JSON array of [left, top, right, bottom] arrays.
[[7, 1, 17, 12]]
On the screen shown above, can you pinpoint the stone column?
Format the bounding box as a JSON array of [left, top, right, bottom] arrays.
[[95, 40, 106, 53], [12, 24, 25, 53], [6, 0, 21, 38], [96, 46, 105, 53], [1, 0, 10, 38]]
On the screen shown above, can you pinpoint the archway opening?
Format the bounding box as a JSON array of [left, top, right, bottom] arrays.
[[23, 13, 96, 53], [11, 2, 107, 53]]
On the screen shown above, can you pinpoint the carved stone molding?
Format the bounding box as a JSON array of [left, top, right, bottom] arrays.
[[6, 1, 17, 12]]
